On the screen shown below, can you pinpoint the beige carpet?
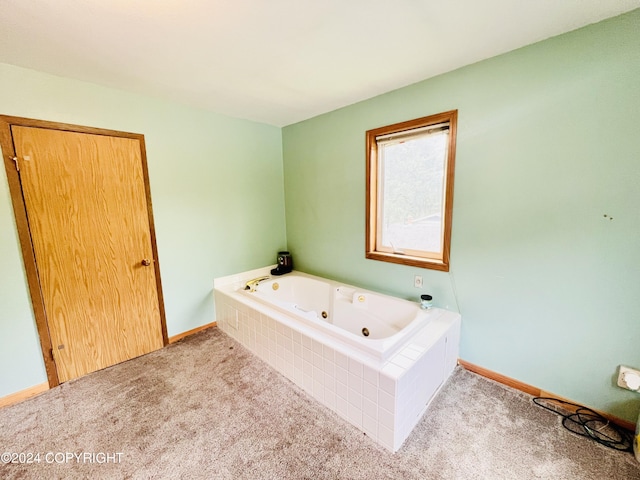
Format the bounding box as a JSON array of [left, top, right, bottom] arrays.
[[1, 327, 638, 479]]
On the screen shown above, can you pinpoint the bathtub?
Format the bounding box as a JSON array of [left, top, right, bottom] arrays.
[[214, 267, 461, 452], [244, 273, 436, 362]]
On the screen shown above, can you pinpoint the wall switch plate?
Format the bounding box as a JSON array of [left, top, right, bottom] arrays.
[[414, 275, 423, 288], [617, 365, 640, 391]]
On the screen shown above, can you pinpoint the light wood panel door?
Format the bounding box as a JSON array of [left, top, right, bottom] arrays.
[[12, 125, 165, 383]]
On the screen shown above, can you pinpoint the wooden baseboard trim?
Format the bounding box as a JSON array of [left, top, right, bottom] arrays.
[[168, 322, 216, 344], [0, 382, 49, 408], [458, 359, 542, 396], [458, 359, 635, 432]]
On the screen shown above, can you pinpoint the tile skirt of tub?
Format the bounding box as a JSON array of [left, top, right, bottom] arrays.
[[214, 288, 460, 452]]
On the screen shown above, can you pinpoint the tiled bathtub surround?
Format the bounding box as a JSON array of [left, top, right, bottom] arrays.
[[214, 267, 461, 452]]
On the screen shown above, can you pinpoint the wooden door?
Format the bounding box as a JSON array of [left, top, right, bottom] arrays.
[[4, 120, 167, 384]]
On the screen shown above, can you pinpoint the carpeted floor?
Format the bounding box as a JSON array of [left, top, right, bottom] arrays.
[[1, 327, 638, 479]]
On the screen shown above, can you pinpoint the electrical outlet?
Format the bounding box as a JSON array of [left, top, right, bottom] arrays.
[[617, 365, 640, 391], [414, 275, 423, 288]]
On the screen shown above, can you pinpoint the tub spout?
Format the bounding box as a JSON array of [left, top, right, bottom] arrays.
[[244, 276, 270, 292]]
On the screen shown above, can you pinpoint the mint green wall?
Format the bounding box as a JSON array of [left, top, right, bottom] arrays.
[[0, 63, 286, 397], [283, 10, 640, 422]]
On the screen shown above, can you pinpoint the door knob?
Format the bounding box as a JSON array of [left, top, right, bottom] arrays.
[[141, 259, 151, 266]]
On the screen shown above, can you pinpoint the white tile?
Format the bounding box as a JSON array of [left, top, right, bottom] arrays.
[[336, 396, 349, 420], [268, 336, 276, 354], [362, 397, 377, 419], [391, 354, 414, 370], [268, 351, 277, 369], [334, 351, 349, 370], [258, 339, 270, 358], [283, 325, 293, 339], [362, 414, 377, 439], [284, 362, 294, 380], [313, 366, 324, 385], [348, 372, 363, 395], [336, 381, 349, 401], [302, 346, 313, 363], [348, 358, 363, 376], [255, 343, 265, 360], [380, 362, 404, 380], [301, 334, 312, 350], [378, 425, 394, 451], [313, 352, 323, 369], [322, 346, 334, 361], [399, 411, 412, 432], [268, 317, 277, 332], [324, 372, 335, 392], [348, 388, 362, 409], [324, 390, 337, 412], [395, 424, 409, 451], [363, 381, 378, 403], [292, 331, 301, 344], [398, 374, 416, 400], [403, 345, 424, 360], [293, 368, 304, 387], [284, 337, 293, 353], [323, 358, 335, 377], [363, 364, 378, 385], [303, 374, 313, 393], [378, 406, 394, 430], [379, 390, 395, 412], [285, 349, 294, 366], [313, 380, 324, 402], [312, 340, 323, 356], [348, 403, 362, 428], [293, 341, 302, 358], [336, 366, 349, 386], [303, 360, 313, 377], [294, 358, 303, 379]]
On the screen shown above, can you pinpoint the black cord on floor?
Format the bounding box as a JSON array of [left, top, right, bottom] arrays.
[[533, 397, 633, 452]]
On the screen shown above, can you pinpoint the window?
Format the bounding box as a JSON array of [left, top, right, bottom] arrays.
[[366, 110, 457, 271]]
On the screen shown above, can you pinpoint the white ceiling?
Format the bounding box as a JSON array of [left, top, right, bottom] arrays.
[[1, 1, 638, 126]]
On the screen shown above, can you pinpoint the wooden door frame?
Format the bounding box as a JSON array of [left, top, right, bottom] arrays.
[[0, 115, 169, 387]]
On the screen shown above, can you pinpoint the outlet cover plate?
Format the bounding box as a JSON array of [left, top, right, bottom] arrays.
[[617, 365, 640, 391]]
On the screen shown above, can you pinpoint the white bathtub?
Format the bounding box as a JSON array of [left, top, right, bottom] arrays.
[[214, 267, 461, 452], [243, 273, 436, 362]]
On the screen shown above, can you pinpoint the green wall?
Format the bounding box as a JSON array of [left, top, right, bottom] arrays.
[[282, 10, 640, 422], [0, 63, 286, 397]]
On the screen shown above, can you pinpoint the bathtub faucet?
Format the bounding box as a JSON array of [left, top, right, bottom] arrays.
[[244, 276, 270, 292]]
